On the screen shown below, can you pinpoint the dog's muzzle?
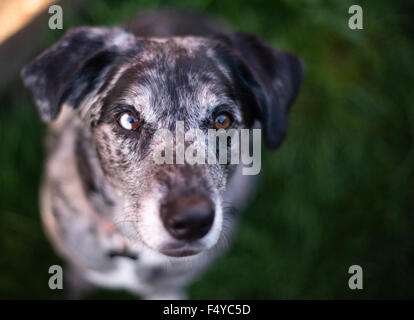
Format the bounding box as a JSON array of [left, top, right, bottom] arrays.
[[159, 193, 215, 256]]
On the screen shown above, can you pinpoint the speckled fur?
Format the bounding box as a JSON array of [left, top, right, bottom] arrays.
[[21, 10, 303, 299]]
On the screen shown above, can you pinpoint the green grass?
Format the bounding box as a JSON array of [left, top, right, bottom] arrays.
[[1, 0, 413, 299]]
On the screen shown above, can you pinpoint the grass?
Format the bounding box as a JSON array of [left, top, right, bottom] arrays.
[[0, 0, 413, 299]]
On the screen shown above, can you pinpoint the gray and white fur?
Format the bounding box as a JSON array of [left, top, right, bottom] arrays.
[[21, 10, 303, 299]]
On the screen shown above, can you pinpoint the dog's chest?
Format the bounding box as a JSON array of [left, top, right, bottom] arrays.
[[82, 247, 203, 295], [84, 256, 143, 292]]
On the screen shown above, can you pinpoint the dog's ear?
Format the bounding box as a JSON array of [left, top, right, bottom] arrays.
[[21, 27, 133, 122], [215, 32, 304, 149]]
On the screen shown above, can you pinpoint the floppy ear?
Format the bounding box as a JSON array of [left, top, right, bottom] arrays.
[[21, 27, 134, 122], [216, 32, 304, 149]]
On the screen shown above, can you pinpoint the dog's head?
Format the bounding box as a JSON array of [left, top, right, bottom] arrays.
[[21, 27, 303, 258]]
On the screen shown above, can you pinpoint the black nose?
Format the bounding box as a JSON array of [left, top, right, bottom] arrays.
[[161, 197, 215, 242]]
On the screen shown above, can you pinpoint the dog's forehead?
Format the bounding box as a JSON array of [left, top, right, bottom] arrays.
[[138, 36, 212, 58], [102, 36, 237, 128]]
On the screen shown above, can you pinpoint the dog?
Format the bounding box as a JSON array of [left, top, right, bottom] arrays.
[[21, 9, 303, 299]]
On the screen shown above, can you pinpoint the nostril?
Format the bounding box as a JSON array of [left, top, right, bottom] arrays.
[[161, 199, 215, 241], [172, 221, 187, 230]]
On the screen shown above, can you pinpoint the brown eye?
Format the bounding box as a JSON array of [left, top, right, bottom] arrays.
[[213, 112, 232, 130], [118, 112, 139, 131]]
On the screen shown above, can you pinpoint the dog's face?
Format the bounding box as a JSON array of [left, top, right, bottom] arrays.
[[21, 27, 303, 257]]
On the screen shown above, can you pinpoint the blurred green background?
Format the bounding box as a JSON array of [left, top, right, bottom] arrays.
[[1, 0, 414, 299]]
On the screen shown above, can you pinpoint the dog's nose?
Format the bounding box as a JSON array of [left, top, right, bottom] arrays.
[[161, 197, 214, 242]]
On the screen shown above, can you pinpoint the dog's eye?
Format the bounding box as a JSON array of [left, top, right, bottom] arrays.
[[118, 112, 140, 131], [213, 112, 232, 130]]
